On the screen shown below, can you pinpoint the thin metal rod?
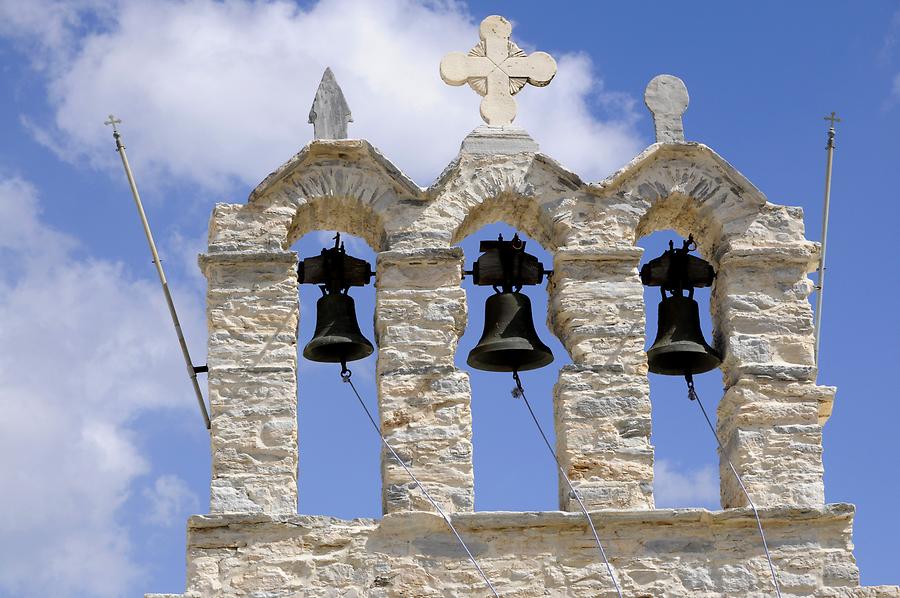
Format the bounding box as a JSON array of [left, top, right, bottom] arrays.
[[687, 377, 781, 597], [512, 371, 623, 598], [105, 116, 211, 430], [814, 113, 839, 363], [341, 369, 499, 597]]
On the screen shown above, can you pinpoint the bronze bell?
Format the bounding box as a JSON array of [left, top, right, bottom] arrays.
[[647, 294, 720, 375], [298, 233, 375, 365], [465, 233, 553, 373], [641, 235, 721, 377], [467, 291, 553, 372], [303, 292, 374, 363]]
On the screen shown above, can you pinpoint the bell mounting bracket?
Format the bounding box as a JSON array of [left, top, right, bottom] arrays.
[[640, 234, 715, 299], [297, 232, 374, 295], [464, 233, 550, 293]]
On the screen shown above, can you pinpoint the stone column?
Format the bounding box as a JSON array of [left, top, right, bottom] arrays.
[[375, 248, 474, 514], [201, 250, 299, 514], [549, 248, 654, 510], [714, 246, 830, 508]]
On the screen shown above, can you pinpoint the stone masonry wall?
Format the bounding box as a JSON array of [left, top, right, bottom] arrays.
[[144, 127, 898, 596]]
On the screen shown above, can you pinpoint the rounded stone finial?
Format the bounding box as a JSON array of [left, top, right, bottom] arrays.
[[644, 74, 689, 143]]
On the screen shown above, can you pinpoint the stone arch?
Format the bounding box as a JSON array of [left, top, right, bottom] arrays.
[[284, 195, 387, 251], [242, 139, 423, 253], [420, 152, 581, 251], [583, 144, 825, 510], [453, 220, 571, 512]]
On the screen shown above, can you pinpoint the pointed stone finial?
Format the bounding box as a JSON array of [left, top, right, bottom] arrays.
[[644, 74, 689, 143], [440, 15, 557, 126], [309, 67, 352, 140]]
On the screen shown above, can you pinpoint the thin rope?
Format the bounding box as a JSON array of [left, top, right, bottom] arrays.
[[686, 375, 782, 598], [340, 365, 500, 598], [512, 371, 623, 598]]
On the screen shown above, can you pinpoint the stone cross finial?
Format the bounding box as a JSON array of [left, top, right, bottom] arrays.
[[104, 114, 122, 133], [440, 15, 557, 126], [309, 67, 352, 140], [644, 74, 689, 143]]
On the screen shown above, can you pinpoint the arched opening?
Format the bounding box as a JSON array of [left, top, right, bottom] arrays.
[[293, 230, 381, 519], [457, 222, 572, 511], [638, 228, 721, 509]]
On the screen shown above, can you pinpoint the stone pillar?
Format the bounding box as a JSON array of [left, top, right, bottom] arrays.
[[714, 247, 830, 508], [375, 248, 474, 514], [549, 248, 654, 510], [201, 250, 299, 514]]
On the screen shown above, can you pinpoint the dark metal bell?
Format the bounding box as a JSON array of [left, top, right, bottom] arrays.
[[647, 294, 721, 376], [467, 291, 553, 372], [303, 293, 374, 364]]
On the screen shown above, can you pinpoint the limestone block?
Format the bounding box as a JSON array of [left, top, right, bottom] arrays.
[[716, 378, 832, 508], [203, 251, 299, 515], [378, 369, 474, 514], [202, 252, 299, 370], [554, 365, 653, 511], [715, 252, 818, 384], [548, 249, 646, 372], [375, 248, 473, 514], [157, 505, 880, 597]]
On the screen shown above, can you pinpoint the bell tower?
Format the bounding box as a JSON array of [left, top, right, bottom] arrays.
[[147, 15, 899, 598]]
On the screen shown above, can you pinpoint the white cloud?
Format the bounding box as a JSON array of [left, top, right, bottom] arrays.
[[0, 176, 205, 597], [143, 475, 199, 526], [5, 0, 644, 189], [893, 73, 900, 101], [654, 459, 719, 509]]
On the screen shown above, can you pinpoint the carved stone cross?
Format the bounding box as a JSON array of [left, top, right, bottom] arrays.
[[440, 15, 557, 126]]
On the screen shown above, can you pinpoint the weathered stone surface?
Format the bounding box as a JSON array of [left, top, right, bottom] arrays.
[[555, 365, 653, 511], [309, 67, 352, 140], [153, 59, 897, 595], [148, 506, 900, 598], [644, 74, 690, 143]]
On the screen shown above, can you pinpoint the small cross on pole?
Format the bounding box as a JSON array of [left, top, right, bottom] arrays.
[[105, 114, 124, 150], [102, 111, 212, 430], [814, 111, 841, 363], [104, 114, 122, 133]]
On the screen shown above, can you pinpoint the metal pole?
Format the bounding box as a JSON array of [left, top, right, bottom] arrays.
[[814, 113, 840, 364], [105, 115, 211, 430]]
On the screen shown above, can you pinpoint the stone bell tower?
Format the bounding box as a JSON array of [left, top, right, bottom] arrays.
[[147, 15, 899, 598]]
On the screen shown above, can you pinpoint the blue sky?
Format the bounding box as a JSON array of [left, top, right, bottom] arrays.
[[0, 1, 898, 596]]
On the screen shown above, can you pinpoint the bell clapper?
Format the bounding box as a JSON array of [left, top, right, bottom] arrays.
[[511, 369, 524, 399]]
